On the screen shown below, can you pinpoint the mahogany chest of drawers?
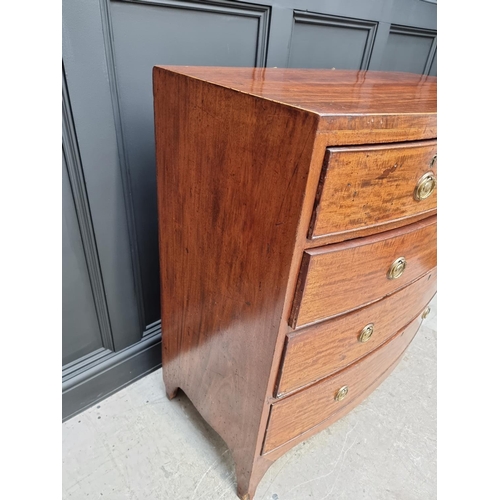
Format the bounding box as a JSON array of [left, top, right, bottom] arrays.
[[153, 66, 437, 500]]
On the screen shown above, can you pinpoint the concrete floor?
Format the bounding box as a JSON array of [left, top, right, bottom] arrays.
[[62, 297, 436, 500]]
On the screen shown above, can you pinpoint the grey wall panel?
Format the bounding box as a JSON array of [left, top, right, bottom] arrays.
[[389, 0, 437, 29], [379, 25, 436, 74], [62, 329, 161, 421], [109, 0, 270, 325], [266, 6, 294, 67], [63, 0, 141, 349], [63, 69, 115, 354], [429, 50, 437, 76], [288, 12, 377, 70], [258, 0, 394, 24], [62, 155, 103, 366]]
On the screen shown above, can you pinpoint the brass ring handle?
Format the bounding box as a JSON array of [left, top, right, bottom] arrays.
[[335, 385, 349, 402], [358, 323, 374, 343], [414, 172, 437, 201], [422, 306, 431, 319], [387, 257, 406, 280]]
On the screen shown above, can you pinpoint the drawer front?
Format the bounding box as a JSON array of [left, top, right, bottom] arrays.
[[277, 269, 436, 397], [263, 315, 422, 454], [309, 140, 437, 239], [290, 216, 436, 328]]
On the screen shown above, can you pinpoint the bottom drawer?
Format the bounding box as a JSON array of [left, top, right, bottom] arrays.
[[262, 314, 423, 454]]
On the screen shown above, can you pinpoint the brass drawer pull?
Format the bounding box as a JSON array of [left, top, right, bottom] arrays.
[[387, 257, 407, 280], [358, 323, 374, 343], [422, 306, 431, 319], [335, 385, 349, 402], [414, 172, 436, 201]]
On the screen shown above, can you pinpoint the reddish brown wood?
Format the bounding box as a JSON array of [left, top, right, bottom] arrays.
[[154, 66, 319, 500], [309, 140, 437, 239], [263, 348, 407, 462], [277, 270, 436, 397], [290, 215, 437, 328], [304, 210, 436, 248], [317, 114, 436, 145], [155, 66, 437, 146], [153, 66, 437, 500], [263, 315, 422, 454]]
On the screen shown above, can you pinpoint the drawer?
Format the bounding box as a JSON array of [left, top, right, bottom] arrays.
[[309, 140, 437, 239], [290, 215, 436, 328], [277, 269, 436, 397], [263, 315, 422, 454]]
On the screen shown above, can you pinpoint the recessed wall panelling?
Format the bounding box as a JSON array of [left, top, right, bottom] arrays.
[[379, 25, 436, 74], [288, 12, 377, 70], [108, 0, 270, 326], [429, 50, 437, 76], [62, 155, 103, 366]]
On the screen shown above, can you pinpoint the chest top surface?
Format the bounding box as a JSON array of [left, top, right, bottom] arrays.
[[155, 66, 437, 117]]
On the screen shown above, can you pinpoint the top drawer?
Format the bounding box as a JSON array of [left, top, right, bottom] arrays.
[[309, 140, 437, 239]]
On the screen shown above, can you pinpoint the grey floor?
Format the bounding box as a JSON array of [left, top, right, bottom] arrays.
[[62, 297, 436, 500]]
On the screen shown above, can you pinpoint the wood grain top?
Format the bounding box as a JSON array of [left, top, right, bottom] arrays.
[[155, 66, 437, 117]]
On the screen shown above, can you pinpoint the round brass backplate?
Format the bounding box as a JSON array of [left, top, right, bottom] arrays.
[[422, 306, 431, 319], [414, 172, 437, 201], [358, 323, 374, 343], [387, 257, 407, 280], [335, 385, 349, 402]]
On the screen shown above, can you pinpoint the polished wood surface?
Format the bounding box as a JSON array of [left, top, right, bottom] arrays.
[[154, 66, 318, 500], [264, 350, 407, 462], [304, 210, 435, 248], [277, 270, 436, 397], [263, 315, 422, 454], [156, 66, 436, 116], [154, 66, 437, 500], [309, 140, 437, 239], [290, 215, 437, 328], [157, 66, 436, 145]]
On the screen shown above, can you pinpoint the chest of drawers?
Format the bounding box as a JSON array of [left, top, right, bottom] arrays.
[[153, 66, 437, 500]]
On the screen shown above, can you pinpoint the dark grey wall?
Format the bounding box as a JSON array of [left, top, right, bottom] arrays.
[[62, 0, 437, 420], [288, 12, 378, 70], [379, 24, 437, 74], [62, 154, 102, 366]]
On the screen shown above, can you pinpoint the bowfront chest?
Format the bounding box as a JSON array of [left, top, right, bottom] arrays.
[[153, 66, 437, 500]]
